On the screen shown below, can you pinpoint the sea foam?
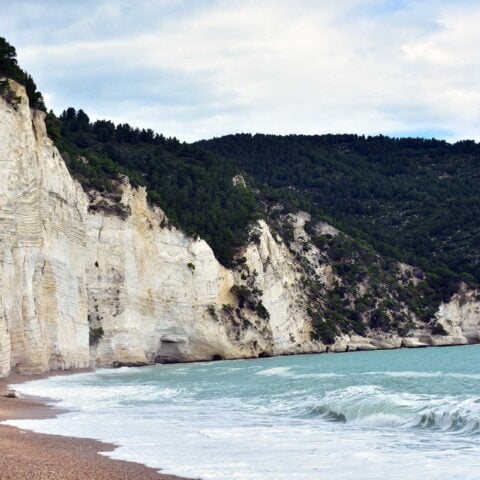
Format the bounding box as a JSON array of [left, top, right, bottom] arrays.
[[5, 346, 480, 480]]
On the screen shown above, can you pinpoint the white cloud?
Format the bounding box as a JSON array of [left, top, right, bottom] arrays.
[[1, 0, 479, 141]]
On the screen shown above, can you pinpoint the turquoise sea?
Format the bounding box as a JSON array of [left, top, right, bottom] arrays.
[[5, 345, 480, 479]]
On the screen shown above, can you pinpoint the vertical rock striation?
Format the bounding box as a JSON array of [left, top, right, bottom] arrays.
[[0, 80, 89, 375]]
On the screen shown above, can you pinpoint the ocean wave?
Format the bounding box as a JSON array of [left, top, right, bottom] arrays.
[[307, 385, 480, 435], [14, 382, 187, 410], [255, 367, 342, 379], [255, 366, 293, 377]]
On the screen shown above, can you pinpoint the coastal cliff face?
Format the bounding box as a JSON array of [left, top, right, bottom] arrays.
[[0, 81, 301, 373], [1, 81, 479, 377], [0, 81, 89, 376], [433, 289, 480, 346], [86, 185, 273, 366], [86, 189, 322, 366]]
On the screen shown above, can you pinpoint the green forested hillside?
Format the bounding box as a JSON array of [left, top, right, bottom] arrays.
[[49, 114, 480, 291], [46, 112, 478, 341], [198, 134, 480, 284], [46, 109, 258, 266], [3, 34, 480, 342]]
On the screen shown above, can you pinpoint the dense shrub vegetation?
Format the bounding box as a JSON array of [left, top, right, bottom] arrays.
[[46, 109, 258, 266], [3, 36, 480, 342], [198, 134, 480, 284], [303, 227, 451, 342]]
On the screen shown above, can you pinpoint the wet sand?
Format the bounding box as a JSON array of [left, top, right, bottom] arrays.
[[0, 370, 192, 480]]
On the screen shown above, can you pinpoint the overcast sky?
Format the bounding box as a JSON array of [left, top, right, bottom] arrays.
[[1, 0, 479, 142]]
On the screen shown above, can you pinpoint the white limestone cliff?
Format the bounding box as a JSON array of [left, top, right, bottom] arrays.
[[0, 80, 89, 376], [86, 183, 275, 366], [0, 80, 297, 374], [1, 79, 480, 378], [432, 288, 480, 345]]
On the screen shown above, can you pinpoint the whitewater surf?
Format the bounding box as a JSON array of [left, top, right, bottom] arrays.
[[5, 345, 480, 479]]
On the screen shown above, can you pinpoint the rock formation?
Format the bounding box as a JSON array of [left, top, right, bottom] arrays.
[[0, 80, 89, 376], [1, 80, 479, 377]]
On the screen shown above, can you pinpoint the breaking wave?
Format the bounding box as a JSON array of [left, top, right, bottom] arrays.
[[5, 347, 480, 480], [306, 385, 480, 435]]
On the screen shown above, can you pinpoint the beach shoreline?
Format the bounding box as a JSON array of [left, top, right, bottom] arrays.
[[0, 369, 191, 480]]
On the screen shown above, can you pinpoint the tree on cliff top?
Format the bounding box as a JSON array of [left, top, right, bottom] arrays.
[[0, 37, 45, 111]]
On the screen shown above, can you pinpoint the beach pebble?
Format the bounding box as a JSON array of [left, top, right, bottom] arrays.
[[4, 389, 18, 398]]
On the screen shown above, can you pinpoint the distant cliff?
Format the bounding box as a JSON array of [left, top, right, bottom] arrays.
[[1, 80, 479, 377]]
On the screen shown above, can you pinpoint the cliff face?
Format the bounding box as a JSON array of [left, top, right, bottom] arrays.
[[1, 80, 479, 377], [0, 81, 89, 376], [86, 184, 273, 366], [0, 81, 298, 373], [433, 289, 480, 346]]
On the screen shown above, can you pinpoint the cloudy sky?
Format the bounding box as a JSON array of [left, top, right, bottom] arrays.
[[1, 0, 479, 141]]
